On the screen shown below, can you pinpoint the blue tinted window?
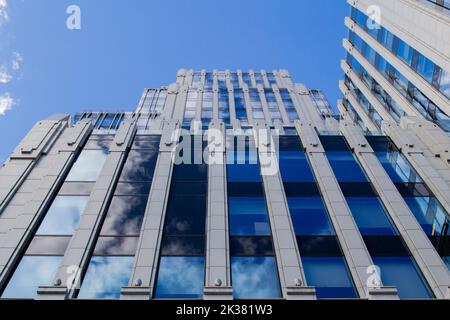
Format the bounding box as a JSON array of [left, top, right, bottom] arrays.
[[346, 197, 396, 236], [302, 256, 357, 299], [287, 197, 334, 236], [155, 256, 204, 299], [2, 256, 62, 299], [66, 149, 108, 182], [37, 196, 88, 235], [229, 197, 271, 236], [231, 256, 281, 299], [373, 256, 431, 299], [227, 164, 260, 182], [326, 152, 368, 182], [396, 39, 413, 65], [279, 152, 315, 182], [78, 256, 134, 299], [416, 55, 435, 83]]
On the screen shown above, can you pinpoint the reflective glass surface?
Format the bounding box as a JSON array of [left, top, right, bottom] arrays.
[[231, 257, 281, 299], [326, 152, 368, 182], [2, 256, 62, 299], [229, 197, 270, 236], [346, 197, 396, 236], [302, 256, 357, 299], [78, 256, 134, 299], [287, 197, 334, 236], [66, 149, 108, 182], [373, 256, 432, 299], [37, 196, 89, 235], [155, 256, 204, 299]]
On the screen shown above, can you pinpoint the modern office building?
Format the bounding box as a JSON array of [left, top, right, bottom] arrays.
[[0, 66, 449, 301]]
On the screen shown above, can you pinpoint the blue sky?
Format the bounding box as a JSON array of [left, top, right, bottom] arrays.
[[0, 0, 348, 164]]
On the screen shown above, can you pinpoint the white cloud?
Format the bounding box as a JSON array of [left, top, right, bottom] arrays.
[[0, 0, 8, 25], [0, 93, 14, 115], [11, 51, 22, 71], [0, 66, 12, 83]]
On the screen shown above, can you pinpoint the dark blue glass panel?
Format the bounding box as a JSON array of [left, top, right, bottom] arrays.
[[230, 236, 274, 256], [2, 256, 62, 299], [155, 256, 204, 299], [78, 256, 134, 299], [119, 150, 158, 182], [229, 197, 270, 236], [296, 236, 342, 256], [164, 195, 206, 235], [364, 236, 409, 256], [346, 197, 397, 236], [373, 256, 432, 299], [279, 152, 315, 182], [319, 136, 349, 151], [161, 236, 205, 256], [302, 256, 357, 299], [287, 197, 334, 236], [227, 182, 264, 197], [227, 164, 261, 182], [231, 257, 281, 299], [326, 152, 368, 182], [283, 182, 321, 197], [100, 196, 148, 236]]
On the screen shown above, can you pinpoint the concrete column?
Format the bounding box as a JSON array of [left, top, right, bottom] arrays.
[[261, 70, 271, 88], [341, 59, 396, 123], [344, 39, 422, 117], [339, 80, 379, 132], [37, 118, 137, 299], [290, 85, 326, 131], [203, 121, 233, 300], [162, 83, 179, 120], [0, 119, 92, 290], [195, 88, 204, 122], [295, 120, 397, 299], [228, 88, 237, 128], [173, 85, 188, 123], [255, 122, 316, 300], [341, 121, 450, 299], [257, 85, 273, 125], [242, 85, 255, 125], [272, 85, 291, 125], [213, 85, 219, 120], [121, 121, 180, 300], [344, 17, 450, 116]]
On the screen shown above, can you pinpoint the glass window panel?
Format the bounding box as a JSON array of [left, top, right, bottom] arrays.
[[100, 196, 148, 236], [155, 256, 204, 299], [26, 236, 71, 255], [230, 236, 274, 256], [78, 256, 134, 299], [227, 164, 261, 182], [297, 236, 342, 256], [302, 256, 357, 299], [373, 256, 431, 299], [346, 197, 397, 236], [119, 150, 158, 182], [229, 197, 271, 236], [231, 256, 281, 299], [164, 195, 206, 235], [36, 196, 89, 235], [326, 152, 368, 182], [66, 149, 108, 182], [161, 236, 205, 256], [279, 152, 315, 182], [93, 237, 139, 256], [2, 256, 62, 299], [287, 197, 334, 236]]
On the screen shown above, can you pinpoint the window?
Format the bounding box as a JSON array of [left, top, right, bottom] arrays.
[[155, 257, 205, 299], [155, 135, 207, 299], [373, 257, 432, 299], [326, 151, 368, 182], [36, 196, 88, 235], [78, 256, 134, 299], [231, 257, 281, 299], [346, 197, 396, 236], [229, 197, 271, 236], [1, 256, 62, 299], [287, 197, 334, 236], [66, 149, 108, 182], [302, 257, 357, 299], [78, 135, 161, 299]]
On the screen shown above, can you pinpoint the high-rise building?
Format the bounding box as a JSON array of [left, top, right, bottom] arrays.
[[0, 67, 448, 301]]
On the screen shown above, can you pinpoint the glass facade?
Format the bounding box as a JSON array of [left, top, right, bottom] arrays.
[[227, 136, 281, 299], [348, 30, 450, 132], [278, 136, 356, 299], [154, 135, 207, 299], [78, 135, 160, 299], [322, 135, 432, 299]]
